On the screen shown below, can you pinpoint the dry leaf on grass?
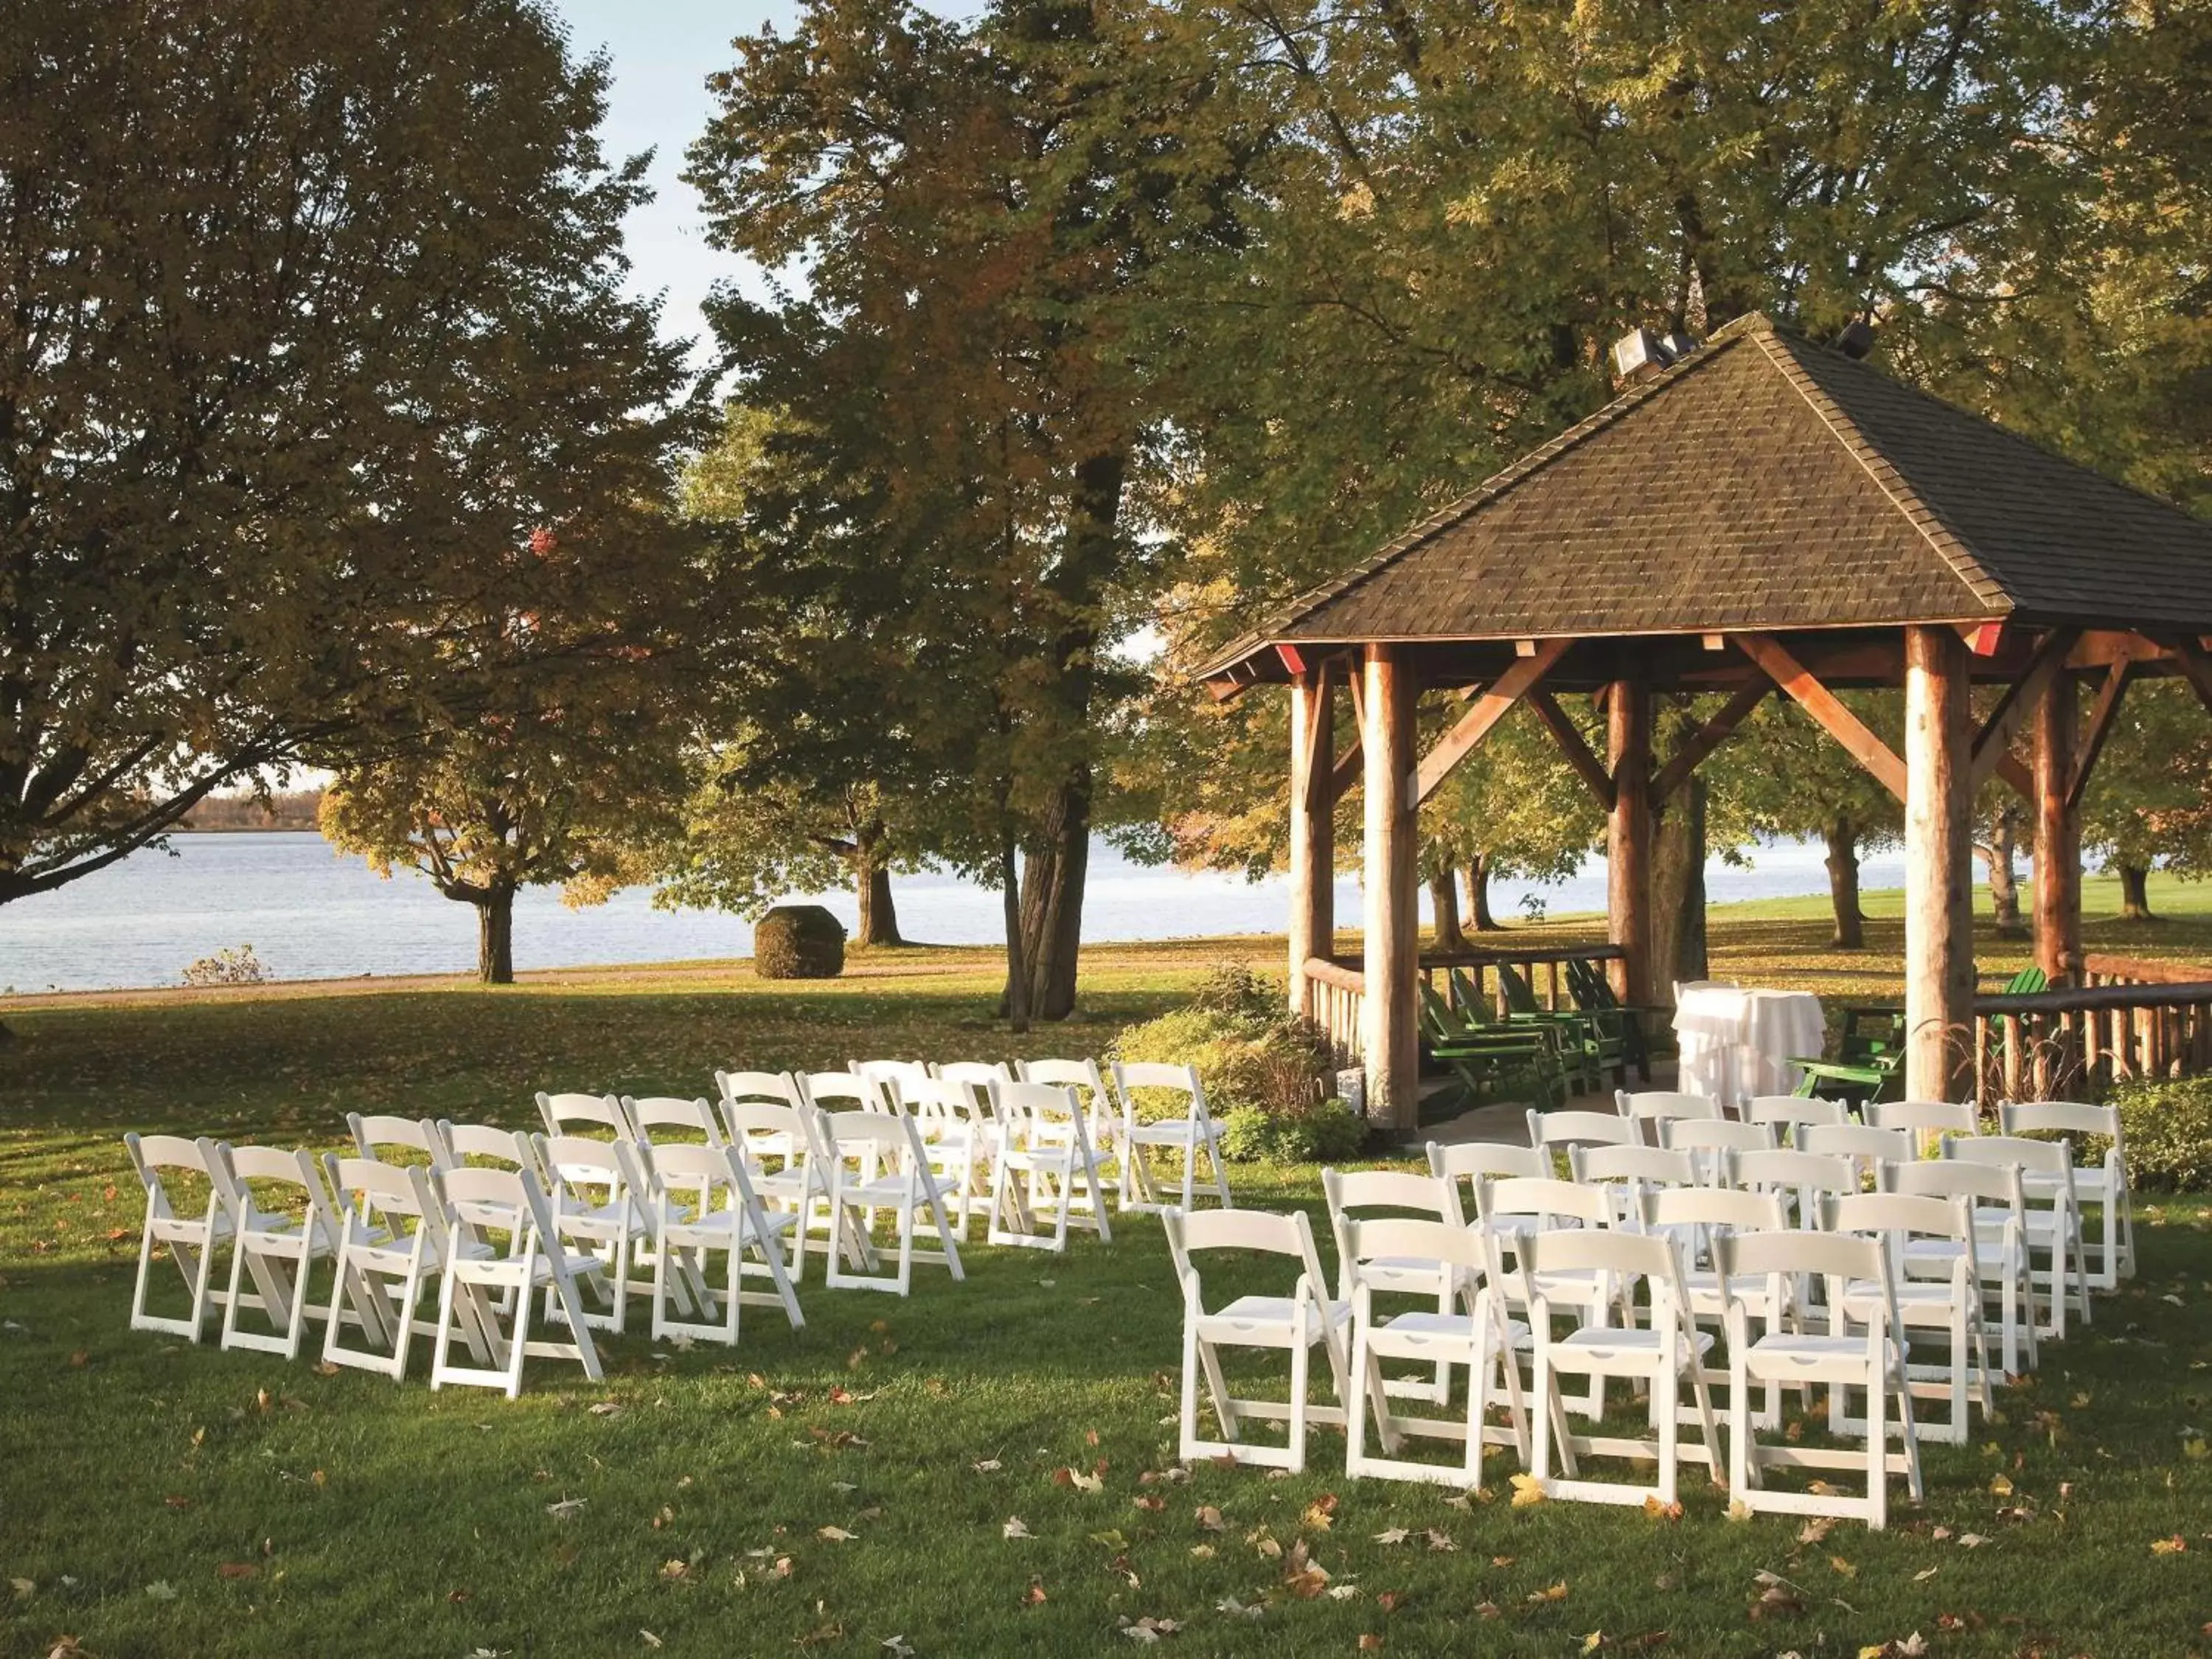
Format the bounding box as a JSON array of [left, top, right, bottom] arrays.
[[816, 1526, 857, 1543], [1509, 1473, 1546, 1508]]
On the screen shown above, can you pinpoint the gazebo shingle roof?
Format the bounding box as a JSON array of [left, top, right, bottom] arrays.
[[1203, 313, 2212, 677]]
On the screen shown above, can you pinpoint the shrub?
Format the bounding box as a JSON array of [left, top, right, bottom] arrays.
[[181, 945, 268, 987], [2112, 1075, 2212, 1192], [753, 905, 846, 980], [1111, 980, 1337, 1128], [1218, 1099, 1368, 1164]]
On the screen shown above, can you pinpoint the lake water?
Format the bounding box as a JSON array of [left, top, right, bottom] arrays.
[[0, 832, 1908, 993]]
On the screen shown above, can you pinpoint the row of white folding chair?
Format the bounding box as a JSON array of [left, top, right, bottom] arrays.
[[1997, 1100, 2133, 1288]]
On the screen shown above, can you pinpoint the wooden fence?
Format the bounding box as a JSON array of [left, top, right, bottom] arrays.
[[1971, 953, 2212, 1104], [1298, 943, 1628, 1064]]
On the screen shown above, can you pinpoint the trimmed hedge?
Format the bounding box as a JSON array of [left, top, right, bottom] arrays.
[[754, 905, 846, 980], [2112, 1075, 2212, 1191]]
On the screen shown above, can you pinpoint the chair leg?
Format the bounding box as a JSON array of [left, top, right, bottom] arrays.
[[1287, 1338, 1310, 1475]]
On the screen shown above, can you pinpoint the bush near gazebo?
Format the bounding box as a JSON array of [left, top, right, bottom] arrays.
[[2113, 1076, 2212, 1189], [753, 904, 846, 979]]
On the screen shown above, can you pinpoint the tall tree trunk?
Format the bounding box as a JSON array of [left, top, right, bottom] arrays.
[[476, 885, 515, 984], [1017, 771, 1091, 1020], [1428, 864, 1465, 951], [1824, 815, 1865, 949], [1650, 776, 1708, 994], [851, 820, 903, 947], [2120, 862, 2155, 920], [1001, 833, 1029, 1032], [1464, 853, 1500, 931], [1980, 804, 2024, 935]]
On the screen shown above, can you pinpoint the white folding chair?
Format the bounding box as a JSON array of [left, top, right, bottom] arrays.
[[1800, 1122, 1913, 1189], [1870, 1099, 1980, 1152], [1882, 1158, 2039, 1378], [1943, 1133, 2093, 1336], [532, 1133, 658, 1334], [1745, 1094, 1849, 1148], [1162, 1206, 1350, 1472], [622, 1095, 726, 1147], [821, 1108, 966, 1295], [1527, 1108, 1635, 1173], [901, 1076, 1001, 1235], [209, 1144, 344, 1360], [430, 1165, 605, 1397], [1345, 1217, 1531, 1487], [123, 1133, 232, 1342], [2000, 1101, 2133, 1288], [802, 1071, 890, 1115], [1616, 1089, 1725, 1147], [434, 1120, 543, 1180], [1713, 1228, 1924, 1529], [632, 1141, 786, 1343], [321, 1155, 481, 1380], [1322, 1168, 1463, 1402], [347, 1113, 445, 1169], [1013, 1058, 1124, 1206], [1824, 1192, 1993, 1444], [1475, 1175, 1621, 1419], [1725, 1147, 1863, 1220], [1643, 1185, 1790, 1428], [1568, 1143, 1697, 1230], [1525, 1227, 1723, 1507], [1428, 1141, 1547, 1244], [986, 1079, 1113, 1252], [1111, 1061, 1233, 1214], [536, 1091, 635, 1141], [853, 1058, 932, 1104], [1661, 1116, 1777, 1183]]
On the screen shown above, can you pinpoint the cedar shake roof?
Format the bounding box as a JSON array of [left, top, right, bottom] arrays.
[[1200, 313, 2212, 681]]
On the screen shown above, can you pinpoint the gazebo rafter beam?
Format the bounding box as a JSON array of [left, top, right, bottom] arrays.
[[1413, 637, 1571, 804], [2067, 644, 2141, 813], [1970, 626, 2080, 790], [1652, 683, 1769, 801], [1734, 632, 1907, 801], [1526, 688, 1615, 809]]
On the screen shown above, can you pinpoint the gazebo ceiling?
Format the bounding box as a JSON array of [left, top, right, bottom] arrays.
[[1202, 313, 2212, 693]]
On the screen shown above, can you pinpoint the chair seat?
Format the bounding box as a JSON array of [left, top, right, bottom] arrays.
[[150, 1212, 233, 1244], [841, 1177, 931, 1208], [1681, 1270, 1789, 1316], [1129, 1120, 1220, 1148], [1208, 1293, 1353, 1331], [1971, 1205, 2068, 1238], [1374, 1309, 1531, 1346], [1740, 1331, 1898, 1381], [1550, 1326, 1714, 1366]]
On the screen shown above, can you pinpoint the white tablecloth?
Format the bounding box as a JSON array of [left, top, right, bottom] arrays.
[[1672, 986, 1825, 1109]]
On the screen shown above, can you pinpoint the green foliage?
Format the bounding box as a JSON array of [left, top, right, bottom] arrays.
[[2114, 1075, 2212, 1192], [752, 905, 848, 981], [1218, 1097, 1367, 1164], [0, 0, 696, 907], [1111, 976, 1335, 1122]]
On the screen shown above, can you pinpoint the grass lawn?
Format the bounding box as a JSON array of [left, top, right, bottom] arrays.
[[5, 896, 2212, 1657]]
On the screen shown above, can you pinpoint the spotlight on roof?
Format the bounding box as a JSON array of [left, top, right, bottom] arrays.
[[1611, 326, 1700, 386], [1835, 319, 1877, 359]]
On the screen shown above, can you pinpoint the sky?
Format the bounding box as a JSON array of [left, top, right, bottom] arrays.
[[549, 0, 803, 355]]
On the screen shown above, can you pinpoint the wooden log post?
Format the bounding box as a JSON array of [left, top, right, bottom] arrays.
[[1905, 625, 1976, 1102], [1287, 670, 1336, 1020], [2032, 669, 2083, 987], [1362, 645, 1422, 1130], [1607, 678, 1655, 1016]]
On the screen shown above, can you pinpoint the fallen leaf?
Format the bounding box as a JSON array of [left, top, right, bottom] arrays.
[[1829, 1556, 1857, 1579], [1957, 1533, 1990, 1548], [1509, 1472, 1546, 1509], [1425, 1530, 1456, 1553], [1358, 1637, 1384, 1652], [588, 1402, 623, 1418], [882, 1638, 915, 1659], [639, 1632, 662, 1651], [1373, 1528, 1410, 1545], [1913, 1566, 1939, 1582], [1989, 1474, 2014, 1498], [1582, 1635, 1604, 1654], [658, 1560, 688, 1582], [1189, 1544, 1214, 1559], [1527, 1582, 1568, 1604], [1796, 1517, 1834, 1545], [973, 1458, 1002, 1474], [1302, 1495, 1338, 1530], [816, 1526, 857, 1543], [2151, 1534, 2188, 1556], [9, 1579, 32, 1599], [1215, 1594, 1262, 1620], [215, 1563, 257, 1581], [1195, 1506, 1225, 1532], [144, 1581, 178, 1601], [1056, 1467, 1104, 1495], [546, 1497, 587, 1520], [1023, 1579, 1047, 1607], [1642, 1495, 1683, 1521]]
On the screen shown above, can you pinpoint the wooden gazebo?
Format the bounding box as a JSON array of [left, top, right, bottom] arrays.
[[1199, 313, 2212, 1129]]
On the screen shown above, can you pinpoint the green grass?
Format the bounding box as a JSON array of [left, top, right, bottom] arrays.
[[5, 919, 2212, 1656]]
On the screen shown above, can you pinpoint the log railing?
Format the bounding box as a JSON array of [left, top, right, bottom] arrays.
[[1298, 943, 1629, 1065], [1972, 953, 2212, 1105]]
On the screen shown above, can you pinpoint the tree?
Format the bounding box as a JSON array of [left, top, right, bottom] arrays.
[[2081, 678, 2212, 922], [1, 0, 688, 905]]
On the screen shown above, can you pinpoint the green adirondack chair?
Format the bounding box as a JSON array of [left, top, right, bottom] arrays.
[[1981, 964, 2048, 1079], [1416, 981, 1568, 1112], [1565, 956, 1658, 1074], [1791, 1005, 1907, 1107], [1491, 961, 1606, 1093]]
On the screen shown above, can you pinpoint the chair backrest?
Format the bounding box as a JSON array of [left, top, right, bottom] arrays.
[[942, 1060, 1018, 1092], [988, 1077, 1079, 1129], [326, 1153, 445, 1248], [437, 1162, 557, 1244], [434, 1121, 540, 1178], [1011, 1059, 1108, 1126], [1714, 1227, 1887, 1294], [621, 1096, 724, 1145], [1427, 1140, 1547, 1186], [1524, 1224, 1683, 1296], [124, 1132, 220, 1214], [1800, 1122, 1913, 1172], [1342, 1215, 1486, 1287], [1824, 1190, 1973, 1243], [634, 1140, 757, 1219], [852, 1059, 931, 1103], [801, 1071, 888, 1114], [1869, 1099, 1980, 1137], [1880, 1155, 2028, 1211], [1111, 1060, 1207, 1124], [1527, 1108, 1635, 1151], [905, 1075, 989, 1127], [717, 1069, 804, 1110], [1744, 1094, 1848, 1133], [1725, 1147, 1860, 1203], [1616, 1089, 1723, 1124], [211, 1143, 335, 1236], [1643, 1183, 1785, 1236], [537, 1091, 633, 1140], [1944, 1132, 2076, 1180], [1162, 1206, 1330, 1315], [532, 1135, 647, 1225], [1567, 1144, 1697, 1189], [1477, 1175, 1610, 1228], [1321, 1166, 1461, 1240], [1999, 1099, 2121, 1151], [347, 1113, 443, 1166], [822, 1107, 918, 1163], [1660, 1117, 1777, 1156]]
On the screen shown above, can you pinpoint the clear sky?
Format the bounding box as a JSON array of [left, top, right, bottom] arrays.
[[549, 0, 802, 358]]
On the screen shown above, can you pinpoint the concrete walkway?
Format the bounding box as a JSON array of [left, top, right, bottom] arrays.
[[1408, 1059, 1682, 1149]]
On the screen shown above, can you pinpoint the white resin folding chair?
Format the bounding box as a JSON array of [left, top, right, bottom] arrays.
[[939, 1060, 1015, 1092], [633, 1141, 787, 1343], [1712, 1228, 1924, 1529], [347, 1113, 445, 1169], [1475, 1175, 1622, 1418], [853, 1058, 932, 1105], [622, 1096, 726, 1147], [1643, 1185, 1790, 1428], [1745, 1094, 1849, 1147], [720, 1074, 869, 1276], [1345, 1217, 1532, 1487], [1616, 1089, 1725, 1147], [434, 1121, 543, 1179], [1870, 1099, 1980, 1152], [822, 1108, 966, 1295], [1881, 1158, 2039, 1377], [532, 1133, 658, 1333], [123, 1133, 233, 1341], [803, 1071, 890, 1115], [985, 1079, 1113, 1252], [209, 1144, 344, 1361], [321, 1155, 481, 1380], [1322, 1168, 1463, 1402], [1527, 1108, 1635, 1175], [1111, 1061, 1233, 1214], [2000, 1101, 2133, 1288], [1162, 1206, 1350, 1472], [1525, 1227, 1722, 1507], [430, 1165, 604, 1397], [536, 1091, 634, 1141], [1428, 1141, 1547, 1242], [1014, 1058, 1124, 1204], [1567, 1143, 1697, 1230], [900, 1076, 1000, 1234], [1823, 1192, 1992, 1444], [1943, 1133, 2093, 1335], [1800, 1122, 1913, 1189], [1725, 1147, 1863, 1223], [1661, 1116, 1777, 1183]]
